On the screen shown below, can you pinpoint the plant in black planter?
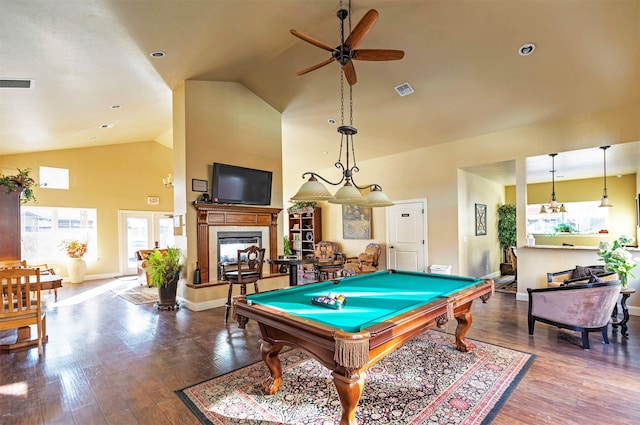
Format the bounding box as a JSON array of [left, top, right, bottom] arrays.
[[143, 247, 183, 309]]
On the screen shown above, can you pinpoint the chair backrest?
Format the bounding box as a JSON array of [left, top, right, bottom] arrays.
[[236, 245, 265, 282], [528, 281, 621, 328], [0, 267, 41, 319], [361, 243, 381, 267], [509, 246, 517, 270], [314, 241, 338, 263]]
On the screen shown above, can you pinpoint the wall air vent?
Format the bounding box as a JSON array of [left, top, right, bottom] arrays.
[[0, 79, 34, 89], [394, 82, 414, 97]]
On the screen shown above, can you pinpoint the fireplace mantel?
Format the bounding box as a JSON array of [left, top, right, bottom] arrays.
[[193, 203, 282, 282]]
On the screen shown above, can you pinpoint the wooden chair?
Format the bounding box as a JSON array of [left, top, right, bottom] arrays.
[[223, 245, 265, 324], [27, 263, 59, 300], [0, 267, 46, 355], [0, 259, 27, 269], [312, 241, 344, 281]]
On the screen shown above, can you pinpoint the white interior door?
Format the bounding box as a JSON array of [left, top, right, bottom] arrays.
[[386, 200, 427, 272], [119, 211, 175, 276]]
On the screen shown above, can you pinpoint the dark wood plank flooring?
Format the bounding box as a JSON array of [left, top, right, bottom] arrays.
[[1, 275, 638, 424]]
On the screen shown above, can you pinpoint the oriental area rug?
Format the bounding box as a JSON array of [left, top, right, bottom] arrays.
[[177, 331, 535, 425]]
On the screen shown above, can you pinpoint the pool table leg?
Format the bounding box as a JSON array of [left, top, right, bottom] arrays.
[[260, 340, 284, 395], [332, 371, 365, 425], [454, 311, 473, 352]]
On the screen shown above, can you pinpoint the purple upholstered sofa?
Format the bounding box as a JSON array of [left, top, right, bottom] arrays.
[[527, 280, 621, 349]]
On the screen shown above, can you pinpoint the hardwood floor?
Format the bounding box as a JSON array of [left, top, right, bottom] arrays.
[[1, 275, 638, 425]]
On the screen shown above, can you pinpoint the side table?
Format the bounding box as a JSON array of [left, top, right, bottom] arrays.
[[611, 288, 635, 338]]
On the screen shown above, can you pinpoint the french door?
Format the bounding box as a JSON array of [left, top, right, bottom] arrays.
[[119, 211, 175, 276]]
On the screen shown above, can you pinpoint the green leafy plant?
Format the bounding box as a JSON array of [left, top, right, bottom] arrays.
[[553, 222, 578, 233], [143, 247, 183, 288], [283, 236, 292, 256], [0, 168, 37, 204], [287, 201, 317, 213], [497, 204, 516, 249], [598, 235, 637, 287]]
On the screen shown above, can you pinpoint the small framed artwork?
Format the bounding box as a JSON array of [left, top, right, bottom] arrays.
[[342, 204, 372, 239], [475, 203, 487, 236], [192, 179, 208, 192]]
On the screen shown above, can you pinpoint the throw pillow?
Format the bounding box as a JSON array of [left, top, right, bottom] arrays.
[[588, 271, 603, 284], [570, 265, 592, 279]]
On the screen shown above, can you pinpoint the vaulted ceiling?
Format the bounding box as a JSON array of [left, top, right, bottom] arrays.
[[2, 0, 639, 184]]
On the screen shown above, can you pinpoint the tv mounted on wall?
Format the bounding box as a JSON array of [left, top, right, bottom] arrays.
[[211, 163, 272, 206]]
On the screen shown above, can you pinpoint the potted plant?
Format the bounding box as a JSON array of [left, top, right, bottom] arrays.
[[553, 222, 578, 234], [143, 247, 183, 308], [287, 201, 317, 214], [0, 168, 37, 204], [598, 235, 637, 288], [60, 239, 88, 283]]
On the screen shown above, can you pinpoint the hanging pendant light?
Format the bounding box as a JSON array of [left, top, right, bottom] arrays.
[[599, 145, 613, 208], [289, 1, 393, 208], [540, 153, 565, 214]]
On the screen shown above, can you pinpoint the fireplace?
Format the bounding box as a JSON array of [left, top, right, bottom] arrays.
[[194, 202, 281, 283], [216, 231, 262, 279]]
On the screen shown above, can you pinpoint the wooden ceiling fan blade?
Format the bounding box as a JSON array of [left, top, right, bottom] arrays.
[[353, 49, 405, 61], [342, 61, 357, 85], [296, 58, 334, 76], [290, 30, 337, 52], [345, 9, 379, 49]]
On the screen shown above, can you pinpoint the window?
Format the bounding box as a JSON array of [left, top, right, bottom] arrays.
[[526, 201, 608, 234], [21, 207, 97, 262], [39, 166, 69, 189]]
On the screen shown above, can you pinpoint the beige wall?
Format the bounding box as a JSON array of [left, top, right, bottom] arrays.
[[0, 141, 174, 277], [282, 104, 640, 310], [174, 80, 283, 307]]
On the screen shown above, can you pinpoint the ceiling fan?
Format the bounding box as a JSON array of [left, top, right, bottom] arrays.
[[290, 6, 405, 85]]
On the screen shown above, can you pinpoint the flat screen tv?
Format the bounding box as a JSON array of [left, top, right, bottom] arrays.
[[211, 163, 272, 206]]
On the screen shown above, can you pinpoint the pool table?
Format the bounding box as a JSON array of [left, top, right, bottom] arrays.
[[233, 269, 494, 425]]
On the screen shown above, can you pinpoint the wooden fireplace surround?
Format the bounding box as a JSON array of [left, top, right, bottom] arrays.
[[193, 203, 282, 283]]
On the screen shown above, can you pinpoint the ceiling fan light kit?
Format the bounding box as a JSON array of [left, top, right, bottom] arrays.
[[290, 0, 397, 208]]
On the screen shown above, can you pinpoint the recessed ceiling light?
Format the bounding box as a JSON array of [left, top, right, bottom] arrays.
[[111, 105, 121, 109], [328, 119, 336, 125], [100, 124, 114, 129], [150, 51, 166, 58], [88, 136, 96, 140], [518, 43, 536, 56]]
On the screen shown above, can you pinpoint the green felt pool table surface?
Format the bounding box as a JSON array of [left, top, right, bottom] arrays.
[[245, 270, 483, 333]]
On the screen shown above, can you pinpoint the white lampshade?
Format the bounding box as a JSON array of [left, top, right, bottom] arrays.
[[328, 182, 367, 204], [599, 195, 613, 208], [365, 187, 394, 207], [539, 205, 547, 214], [291, 176, 334, 201], [559, 204, 567, 213]]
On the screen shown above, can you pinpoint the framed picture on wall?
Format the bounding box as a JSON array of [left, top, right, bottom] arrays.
[[475, 203, 487, 236], [342, 204, 372, 239], [192, 179, 208, 192]]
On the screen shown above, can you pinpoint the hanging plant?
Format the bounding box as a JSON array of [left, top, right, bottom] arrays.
[[0, 168, 37, 204]]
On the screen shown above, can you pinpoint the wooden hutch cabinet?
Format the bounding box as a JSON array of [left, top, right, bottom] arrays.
[[289, 207, 321, 257]]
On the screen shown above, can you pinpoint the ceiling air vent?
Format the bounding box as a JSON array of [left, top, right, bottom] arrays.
[[0, 79, 34, 89], [394, 82, 414, 97]]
